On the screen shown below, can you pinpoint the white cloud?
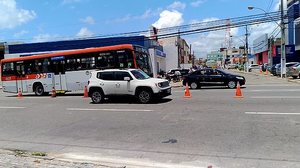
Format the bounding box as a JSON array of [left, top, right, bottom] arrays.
[[76, 27, 94, 37], [14, 30, 28, 38], [273, 0, 280, 11], [190, 0, 205, 7], [32, 34, 60, 42], [188, 30, 226, 58], [185, 17, 241, 58], [167, 1, 186, 11], [80, 16, 95, 25], [249, 22, 279, 43], [152, 10, 184, 29], [0, 0, 36, 29]]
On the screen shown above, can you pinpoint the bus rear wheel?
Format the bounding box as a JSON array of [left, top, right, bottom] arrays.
[[34, 84, 45, 96]]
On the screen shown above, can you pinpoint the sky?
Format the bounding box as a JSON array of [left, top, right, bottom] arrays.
[[0, 0, 281, 57]]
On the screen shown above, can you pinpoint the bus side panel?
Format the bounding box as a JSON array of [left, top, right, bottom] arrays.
[[16, 78, 28, 93], [26, 73, 54, 93], [2, 80, 18, 93], [65, 70, 93, 91]]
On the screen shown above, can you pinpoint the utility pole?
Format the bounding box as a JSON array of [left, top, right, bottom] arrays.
[[280, 0, 286, 78], [268, 36, 274, 67], [177, 30, 181, 68], [245, 25, 249, 72]]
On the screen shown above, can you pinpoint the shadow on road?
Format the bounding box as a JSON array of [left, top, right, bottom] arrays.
[[186, 86, 246, 90], [90, 97, 172, 105], [6, 93, 83, 98]]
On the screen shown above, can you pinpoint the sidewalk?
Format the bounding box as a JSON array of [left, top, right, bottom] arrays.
[[0, 149, 113, 168], [170, 81, 183, 88], [231, 69, 300, 84]]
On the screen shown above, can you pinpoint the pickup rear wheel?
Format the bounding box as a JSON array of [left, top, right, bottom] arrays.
[[137, 90, 152, 104], [91, 90, 104, 104]]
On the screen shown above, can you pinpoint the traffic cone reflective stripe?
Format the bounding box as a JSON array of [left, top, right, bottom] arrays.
[[235, 82, 243, 98], [51, 87, 56, 98], [83, 86, 88, 98], [184, 83, 191, 98], [17, 88, 23, 98]]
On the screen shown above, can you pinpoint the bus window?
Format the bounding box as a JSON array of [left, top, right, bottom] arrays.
[[24, 60, 36, 74], [126, 50, 134, 68], [107, 55, 115, 68], [79, 54, 95, 70], [66, 58, 76, 71], [2, 62, 15, 76], [96, 52, 112, 68], [116, 50, 127, 68]]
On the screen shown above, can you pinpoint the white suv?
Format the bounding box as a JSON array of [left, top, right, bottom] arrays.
[[88, 69, 172, 104]]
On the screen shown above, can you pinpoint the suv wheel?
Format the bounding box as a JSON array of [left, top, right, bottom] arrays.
[[137, 90, 152, 104], [227, 81, 236, 89], [91, 90, 104, 104], [190, 82, 198, 89]]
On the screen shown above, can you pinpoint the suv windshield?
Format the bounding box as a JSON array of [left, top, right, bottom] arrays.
[[131, 69, 150, 80]]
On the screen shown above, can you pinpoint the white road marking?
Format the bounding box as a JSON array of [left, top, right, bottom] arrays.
[[67, 108, 153, 112], [245, 112, 300, 115], [0, 106, 26, 109], [250, 89, 300, 92], [251, 96, 300, 99]]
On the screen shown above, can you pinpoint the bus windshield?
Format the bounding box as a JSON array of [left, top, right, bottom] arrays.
[[134, 46, 151, 74]]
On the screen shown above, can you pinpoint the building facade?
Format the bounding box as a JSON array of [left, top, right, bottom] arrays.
[[159, 36, 191, 71], [287, 0, 300, 57]]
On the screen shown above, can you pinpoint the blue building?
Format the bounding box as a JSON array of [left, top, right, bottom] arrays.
[[287, 0, 300, 56], [6, 36, 151, 56]]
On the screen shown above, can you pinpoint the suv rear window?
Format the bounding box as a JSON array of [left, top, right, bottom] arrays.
[[115, 71, 132, 80], [97, 72, 114, 80]]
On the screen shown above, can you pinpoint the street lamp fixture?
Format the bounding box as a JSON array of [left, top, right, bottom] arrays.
[[247, 4, 286, 78]]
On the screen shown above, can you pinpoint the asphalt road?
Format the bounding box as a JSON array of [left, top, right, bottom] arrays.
[[0, 71, 300, 168]]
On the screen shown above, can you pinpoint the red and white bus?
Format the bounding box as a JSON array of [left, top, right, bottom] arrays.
[[1, 44, 152, 95]]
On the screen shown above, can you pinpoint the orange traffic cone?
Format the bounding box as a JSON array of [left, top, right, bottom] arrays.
[[17, 88, 23, 98], [184, 83, 191, 98], [235, 82, 243, 98], [265, 70, 268, 75], [51, 87, 56, 98], [83, 86, 88, 98]]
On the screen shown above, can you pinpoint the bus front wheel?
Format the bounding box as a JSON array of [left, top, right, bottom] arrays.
[[34, 84, 45, 96]]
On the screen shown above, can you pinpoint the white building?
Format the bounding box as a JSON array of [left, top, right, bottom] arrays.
[[159, 36, 191, 71]]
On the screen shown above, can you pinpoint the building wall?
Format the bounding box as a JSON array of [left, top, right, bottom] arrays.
[[148, 48, 166, 77], [163, 44, 178, 71], [159, 36, 191, 71], [287, 1, 300, 45]]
